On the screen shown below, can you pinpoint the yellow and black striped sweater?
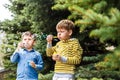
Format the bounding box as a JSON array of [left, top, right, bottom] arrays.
[[46, 38, 83, 74]]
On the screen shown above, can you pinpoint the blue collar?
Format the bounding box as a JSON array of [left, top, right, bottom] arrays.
[[23, 48, 35, 52]]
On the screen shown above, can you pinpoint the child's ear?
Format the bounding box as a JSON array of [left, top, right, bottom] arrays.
[[69, 30, 72, 36]]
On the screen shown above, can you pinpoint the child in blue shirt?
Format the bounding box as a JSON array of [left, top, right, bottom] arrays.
[[10, 31, 44, 80]]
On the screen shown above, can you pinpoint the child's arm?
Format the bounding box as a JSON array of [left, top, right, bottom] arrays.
[[65, 40, 83, 64], [46, 35, 54, 56], [10, 42, 23, 63], [10, 52, 19, 63], [52, 54, 67, 62], [29, 53, 44, 70]]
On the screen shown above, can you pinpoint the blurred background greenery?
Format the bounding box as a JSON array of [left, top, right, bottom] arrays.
[[0, 0, 120, 80]]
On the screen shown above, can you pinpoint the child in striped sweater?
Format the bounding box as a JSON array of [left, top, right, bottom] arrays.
[[46, 19, 83, 80]]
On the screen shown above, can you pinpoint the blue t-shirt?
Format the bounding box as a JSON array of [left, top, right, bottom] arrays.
[[10, 49, 44, 80]]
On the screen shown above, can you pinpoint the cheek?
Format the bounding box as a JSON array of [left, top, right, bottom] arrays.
[[61, 34, 65, 37], [28, 41, 34, 44], [62, 33, 68, 36]]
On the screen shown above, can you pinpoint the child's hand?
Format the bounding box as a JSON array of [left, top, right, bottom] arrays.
[[52, 54, 61, 61], [46, 35, 53, 43], [29, 61, 36, 68], [15, 42, 24, 52], [18, 42, 24, 48]]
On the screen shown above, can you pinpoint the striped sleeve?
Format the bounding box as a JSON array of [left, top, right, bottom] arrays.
[[66, 39, 83, 64], [46, 45, 56, 57]]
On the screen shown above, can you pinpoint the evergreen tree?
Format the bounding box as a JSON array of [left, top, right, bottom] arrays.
[[1, 0, 120, 79], [0, 0, 70, 79], [52, 0, 120, 79]]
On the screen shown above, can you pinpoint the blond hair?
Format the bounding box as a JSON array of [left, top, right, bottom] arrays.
[[21, 31, 36, 40], [56, 19, 75, 31]]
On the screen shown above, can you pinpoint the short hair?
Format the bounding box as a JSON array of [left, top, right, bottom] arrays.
[[56, 19, 75, 31], [21, 31, 36, 40]]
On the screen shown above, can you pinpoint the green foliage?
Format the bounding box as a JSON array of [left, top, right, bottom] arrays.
[[76, 66, 120, 80], [1, 0, 120, 79], [90, 27, 117, 43], [38, 72, 53, 80], [52, 0, 120, 79], [0, 0, 70, 79], [83, 54, 104, 62], [95, 47, 120, 70]]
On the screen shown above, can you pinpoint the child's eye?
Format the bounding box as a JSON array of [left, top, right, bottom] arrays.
[[61, 31, 64, 33], [28, 39, 32, 40], [24, 39, 27, 40]]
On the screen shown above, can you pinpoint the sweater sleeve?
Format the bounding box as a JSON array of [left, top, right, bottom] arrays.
[[46, 46, 56, 57], [66, 40, 83, 64]]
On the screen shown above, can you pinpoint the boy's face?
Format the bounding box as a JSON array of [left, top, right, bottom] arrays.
[[56, 28, 72, 40], [22, 35, 35, 50]]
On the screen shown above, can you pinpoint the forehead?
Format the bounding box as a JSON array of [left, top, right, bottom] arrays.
[[56, 28, 67, 31], [22, 35, 33, 39], [56, 26, 67, 30]]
